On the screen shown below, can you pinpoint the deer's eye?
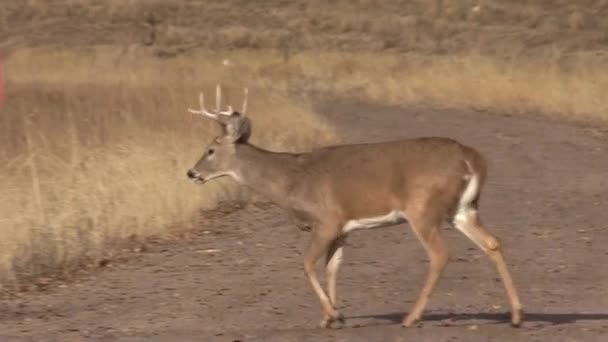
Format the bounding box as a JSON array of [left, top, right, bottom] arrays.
[[208, 149, 215, 156]]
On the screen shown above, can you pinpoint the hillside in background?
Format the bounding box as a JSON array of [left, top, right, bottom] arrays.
[[2, 0, 608, 59]]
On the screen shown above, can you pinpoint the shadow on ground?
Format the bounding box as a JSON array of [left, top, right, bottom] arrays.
[[349, 311, 608, 326]]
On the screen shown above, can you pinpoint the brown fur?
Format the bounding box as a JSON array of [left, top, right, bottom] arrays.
[[187, 88, 522, 328]]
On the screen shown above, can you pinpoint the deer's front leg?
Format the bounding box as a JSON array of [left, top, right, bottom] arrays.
[[304, 226, 344, 328], [325, 236, 346, 307]]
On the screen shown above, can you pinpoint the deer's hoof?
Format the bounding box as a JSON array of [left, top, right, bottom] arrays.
[[319, 312, 345, 329], [511, 309, 523, 328], [402, 314, 420, 328]]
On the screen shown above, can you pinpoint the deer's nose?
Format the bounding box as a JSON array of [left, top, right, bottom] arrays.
[[187, 169, 198, 179]]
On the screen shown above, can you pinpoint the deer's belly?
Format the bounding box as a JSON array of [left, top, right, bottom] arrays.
[[342, 210, 407, 233]]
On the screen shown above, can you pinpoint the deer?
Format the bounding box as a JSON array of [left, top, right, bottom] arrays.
[[186, 85, 523, 328]]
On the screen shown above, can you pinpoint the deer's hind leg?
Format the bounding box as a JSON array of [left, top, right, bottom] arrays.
[[453, 207, 523, 326]]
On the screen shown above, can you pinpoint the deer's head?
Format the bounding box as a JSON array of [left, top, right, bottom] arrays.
[[186, 85, 251, 184]]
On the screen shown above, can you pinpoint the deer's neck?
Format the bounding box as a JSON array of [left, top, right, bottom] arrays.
[[231, 143, 304, 205]]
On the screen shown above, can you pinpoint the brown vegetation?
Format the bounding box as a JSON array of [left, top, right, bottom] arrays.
[[3, 0, 608, 56], [0, 50, 336, 290]]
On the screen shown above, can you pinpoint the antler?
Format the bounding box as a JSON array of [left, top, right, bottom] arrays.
[[188, 88, 220, 119], [188, 84, 249, 120], [215, 84, 221, 112]]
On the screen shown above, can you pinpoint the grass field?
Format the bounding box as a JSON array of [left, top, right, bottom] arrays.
[[1, 0, 608, 290], [0, 51, 337, 290]]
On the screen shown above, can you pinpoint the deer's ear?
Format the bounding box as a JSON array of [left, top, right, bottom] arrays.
[[219, 112, 251, 144]]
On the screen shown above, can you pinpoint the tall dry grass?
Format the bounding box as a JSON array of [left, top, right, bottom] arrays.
[[11, 47, 608, 120], [0, 49, 336, 290]]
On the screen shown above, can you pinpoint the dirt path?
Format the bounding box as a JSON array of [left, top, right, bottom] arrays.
[[2, 103, 608, 342]]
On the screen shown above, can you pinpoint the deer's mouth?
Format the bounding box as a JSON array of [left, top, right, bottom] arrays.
[[187, 169, 206, 184]]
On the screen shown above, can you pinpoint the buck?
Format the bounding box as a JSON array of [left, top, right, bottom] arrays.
[[186, 85, 523, 328]]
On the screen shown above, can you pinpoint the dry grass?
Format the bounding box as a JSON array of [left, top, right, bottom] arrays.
[[0, 49, 336, 290], [4, 0, 608, 56], [10, 47, 608, 120]]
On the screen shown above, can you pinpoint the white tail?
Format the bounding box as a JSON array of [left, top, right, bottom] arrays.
[[186, 85, 523, 328]]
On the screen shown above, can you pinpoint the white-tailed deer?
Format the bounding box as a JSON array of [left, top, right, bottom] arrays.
[[186, 85, 523, 328]]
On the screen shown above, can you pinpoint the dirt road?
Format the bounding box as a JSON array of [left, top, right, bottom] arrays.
[[1, 103, 607, 341]]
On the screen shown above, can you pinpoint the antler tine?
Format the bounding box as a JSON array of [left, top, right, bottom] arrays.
[[188, 91, 219, 119], [218, 105, 234, 115], [198, 92, 207, 115], [215, 84, 221, 113], [214, 84, 238, 116], [241, 88, 248, 116]]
